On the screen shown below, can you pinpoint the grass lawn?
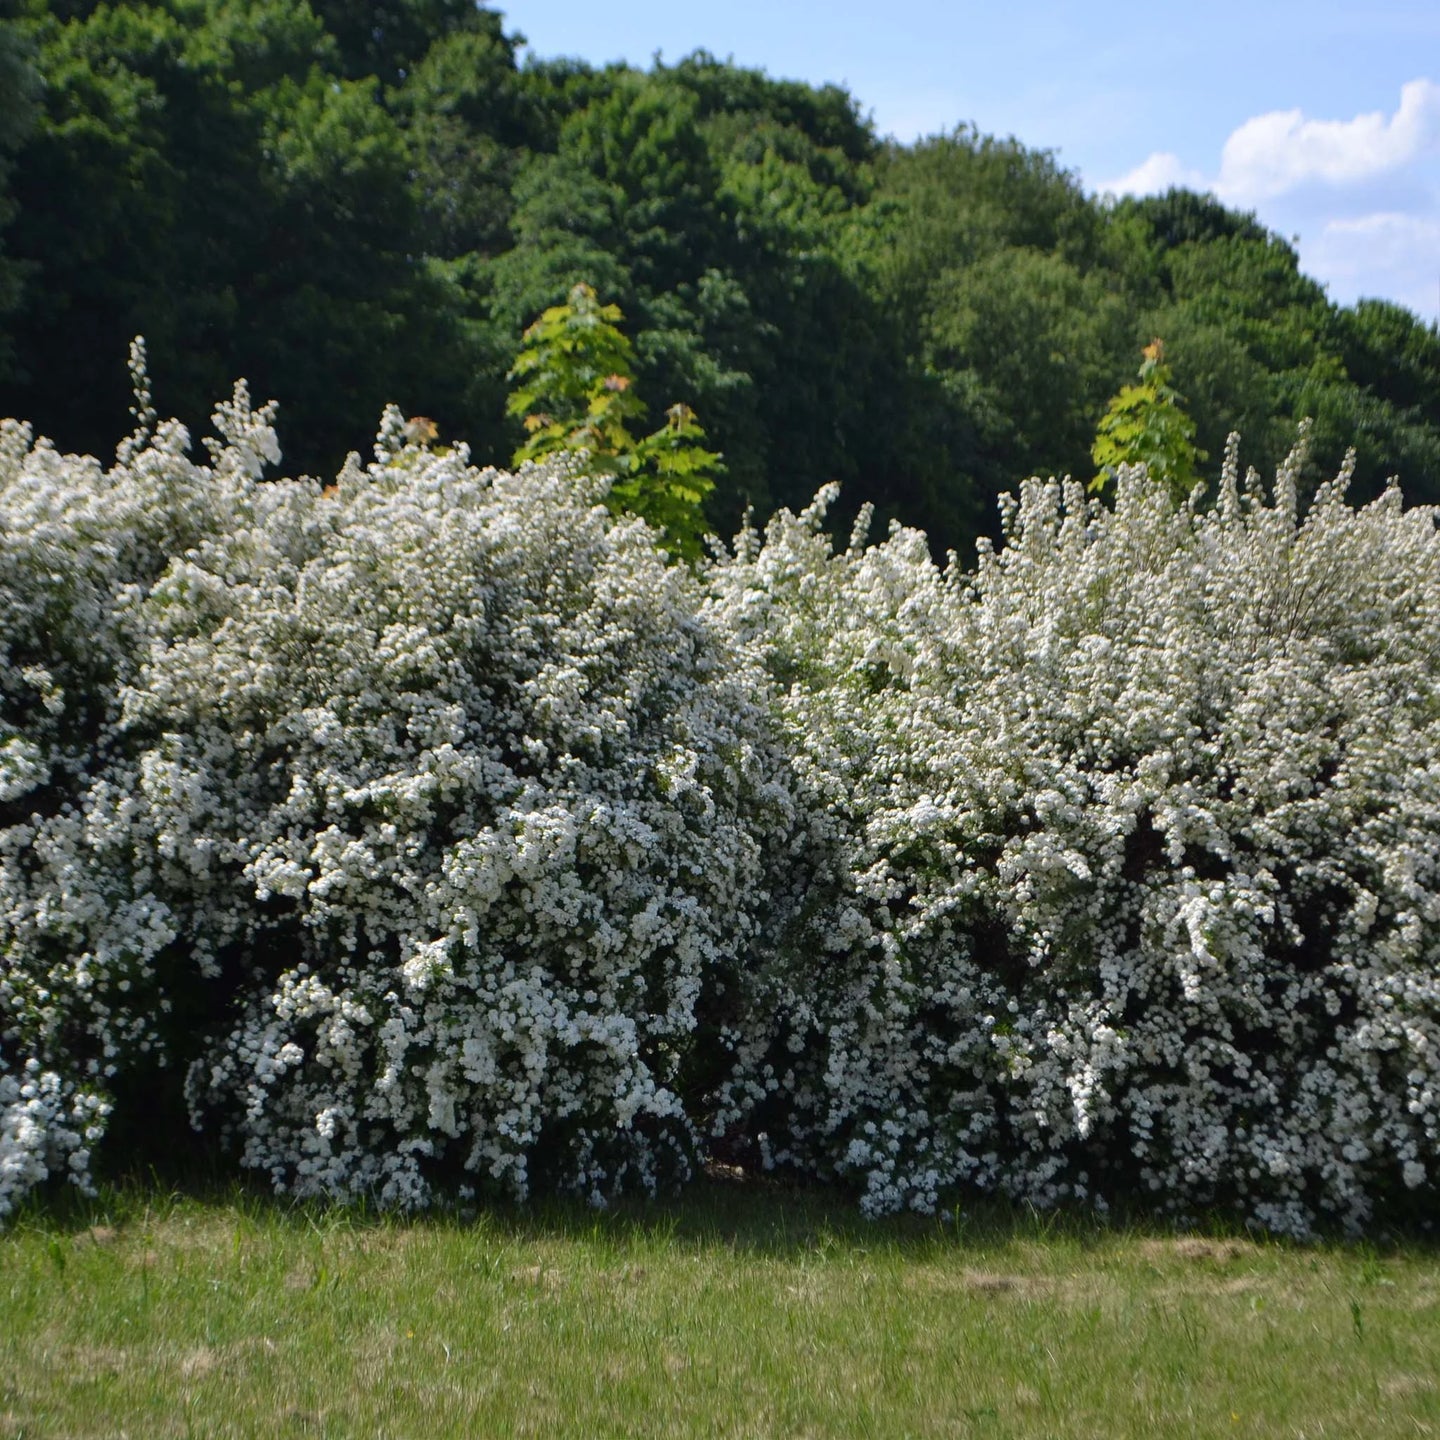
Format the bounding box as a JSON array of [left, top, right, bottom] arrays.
[[2, 1175, 1438, 1439]]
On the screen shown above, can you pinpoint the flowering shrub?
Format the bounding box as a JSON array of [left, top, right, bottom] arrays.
[[2, 368, 796, 1218], [8, 352, 1440, 1238], [1, 349, 239, 1219], [707, 439, 1440, 1234]]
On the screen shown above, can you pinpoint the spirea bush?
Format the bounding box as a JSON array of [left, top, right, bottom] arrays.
[[1, 355, 247, 1220], [706, 440, 1440, 1234], [1, 369, 797, 1219], [9, 356, 1440, 1240]]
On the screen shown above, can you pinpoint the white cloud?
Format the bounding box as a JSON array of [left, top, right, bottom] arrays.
[[1306, 211, 1440, 315], [1092, 81, 1440, 315], [1216, 78, 1440, 203], [1099, 79, 1440, 206], [1100, 151, 1207, 197]]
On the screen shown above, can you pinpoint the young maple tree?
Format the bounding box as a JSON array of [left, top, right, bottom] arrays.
[[505, 282, 722, 559], [1091, 340, 1206, 504]]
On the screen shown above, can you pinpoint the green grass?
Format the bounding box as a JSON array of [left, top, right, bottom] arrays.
[[3, 1178, 1438, 1439]]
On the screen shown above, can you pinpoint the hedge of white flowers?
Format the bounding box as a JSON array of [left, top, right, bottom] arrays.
[[706, 439, 1440, 1235], [1, 359, 799, 1219], [6, 365, 1440, 1238]]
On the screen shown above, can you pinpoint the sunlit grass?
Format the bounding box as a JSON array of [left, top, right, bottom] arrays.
[[3, 1177, 1438, 1438]]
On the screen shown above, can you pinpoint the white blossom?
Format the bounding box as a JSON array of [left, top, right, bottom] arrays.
[[1, 381, 796, 1216], [706, 438, 1440, 1234], [8, 357, 1440, 1238]]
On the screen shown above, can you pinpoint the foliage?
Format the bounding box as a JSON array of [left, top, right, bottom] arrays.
[[506, 283, 640, 462], [1091, 340, 1206, 501], [0, 7, 39, 380], [1, 13, 1437, 549], [0, 0, 505, 475], [506, 281, 721, 559]]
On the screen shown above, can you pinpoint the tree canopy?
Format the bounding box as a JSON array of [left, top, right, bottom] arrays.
[[1, 1, 1436, 554]]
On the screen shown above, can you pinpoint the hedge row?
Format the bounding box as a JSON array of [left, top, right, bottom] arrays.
[[5, 378, 1439, 1235]]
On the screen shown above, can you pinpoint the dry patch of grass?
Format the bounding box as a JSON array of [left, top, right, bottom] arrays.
[[1137, 1236, 1259, 1264]]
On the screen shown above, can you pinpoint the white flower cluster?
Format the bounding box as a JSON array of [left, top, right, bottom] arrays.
[[1, 371, 796, 1217], [1, 354, 238, 1220], [7, 357, 1440, 1237], [706, 440, 1440, 1234]]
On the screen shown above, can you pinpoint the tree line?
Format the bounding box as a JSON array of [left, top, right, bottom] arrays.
[[2, 0, 1439, 555]]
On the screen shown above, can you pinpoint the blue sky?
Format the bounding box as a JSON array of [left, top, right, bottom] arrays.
[[499, 0, 1440, 323]]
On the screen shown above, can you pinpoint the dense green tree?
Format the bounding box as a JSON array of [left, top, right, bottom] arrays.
[[924, 247, 1133, 485], [490, 62, 897, 532], [664, 49, 875, 167], [1325, 299, 1440, 500], [391, 15, 538, 261], [0, 4, 40, 381], [304, 0, 476, 86], [1117, 188, 1271, 252], [1338, 298, 1440, 418], [1113, 193, 1440, 501], [543, 76, 725, 301], [853, 131, 1138, 538], [1136, 309, 1287, 470], [506, 281, 720, 558], [864, 129, 1105, 311], [0, 12, 1435, 544], [3, 1, 203, 447], [1091, 340, 1205, 502], [0, 7, 38, 151], [0, 0, 503, 472]]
